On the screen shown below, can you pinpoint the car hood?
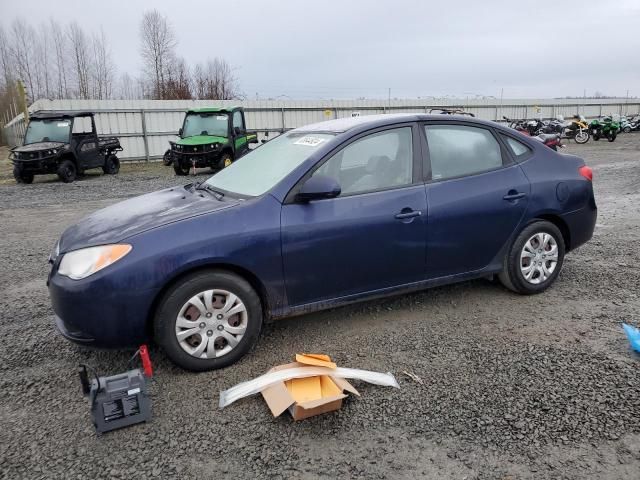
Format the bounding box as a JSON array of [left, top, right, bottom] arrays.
[[177, 135, 228, 146], [13, 141, 66, 152], [59, 186, 240, 252]]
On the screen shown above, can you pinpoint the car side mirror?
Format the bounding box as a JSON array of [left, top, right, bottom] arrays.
[[234, 126, 243, 136], [178, 128, 183, 137], [295, 175, 341, 203]]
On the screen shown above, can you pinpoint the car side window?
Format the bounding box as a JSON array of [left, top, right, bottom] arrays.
[[424, 125, 503, 181], [233, 111, 245, 131], [500, 134, 532, 160], [313, 127, 413, 196]]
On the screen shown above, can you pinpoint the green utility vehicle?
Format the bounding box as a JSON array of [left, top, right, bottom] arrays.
[[168, 107, 258, 175]]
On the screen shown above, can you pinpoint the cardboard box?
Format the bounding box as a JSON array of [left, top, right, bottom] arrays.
[[260, 355, 360, 421]]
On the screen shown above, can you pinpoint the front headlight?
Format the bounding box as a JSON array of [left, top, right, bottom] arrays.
[[58, 244, 132, 280]]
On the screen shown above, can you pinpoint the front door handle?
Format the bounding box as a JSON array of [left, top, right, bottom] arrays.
[[395, 210, 422, 220], [503, 191, 526, 201]]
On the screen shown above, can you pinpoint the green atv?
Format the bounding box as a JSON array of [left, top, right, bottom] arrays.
[[590, 116, 619, 142], [169, 107, 257, 175]]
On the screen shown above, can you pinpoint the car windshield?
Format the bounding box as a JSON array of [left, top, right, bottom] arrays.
[[24, 119, 71, 144], [182, 113, 228, 137], [205, 131, 336, 197]]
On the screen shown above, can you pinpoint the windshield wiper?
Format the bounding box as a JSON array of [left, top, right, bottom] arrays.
[[195, 182, 225, 200]]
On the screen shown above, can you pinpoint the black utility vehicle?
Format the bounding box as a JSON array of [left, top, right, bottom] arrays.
[[10, 111, 122, 184]]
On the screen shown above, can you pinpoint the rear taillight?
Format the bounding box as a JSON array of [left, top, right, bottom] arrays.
[[579, 165, 593, 181]]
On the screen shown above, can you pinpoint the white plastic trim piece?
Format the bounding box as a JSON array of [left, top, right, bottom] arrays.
[[219, 366, 399, 409]]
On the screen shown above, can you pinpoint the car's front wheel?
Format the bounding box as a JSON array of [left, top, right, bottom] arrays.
[[499, 221, 565, 294], [173, 161, 190, 176], [57, 159, 77, 183], [154, 270, 263, 371], [13, 166, 34, 184]]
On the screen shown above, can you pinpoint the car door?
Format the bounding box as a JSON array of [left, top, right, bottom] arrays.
[[72, 116, 102, 168], [232, 110, 249, 158], [281, 124, 428, 306], [421, 122, 530, 279]]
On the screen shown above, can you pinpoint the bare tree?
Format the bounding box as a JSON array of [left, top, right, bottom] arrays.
[[50, 19, 69, 99], [140, 10, 176, 100], [0, 26, 14, 89], [67, 22, 91, 99], [35, 26, 52, 99], [91, 28, 115, 99], [163, 56, 192, 99], [10, 19, 37, 100], [192, 58, 241, 100]]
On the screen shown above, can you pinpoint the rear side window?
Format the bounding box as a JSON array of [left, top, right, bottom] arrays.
[[424, 125, 503, 181], [501, 134, 532, 160]]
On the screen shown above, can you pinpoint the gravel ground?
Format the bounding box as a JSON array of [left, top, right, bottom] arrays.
[[0, 135, 639, 480]]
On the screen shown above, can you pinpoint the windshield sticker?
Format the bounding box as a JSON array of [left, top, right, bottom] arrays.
[[57, 122, 70, 127], [216, 116, 227, 120], [294, 136, 326, 147]]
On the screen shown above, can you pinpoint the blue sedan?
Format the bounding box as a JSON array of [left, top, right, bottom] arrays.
[[48, 114, 596, 371]]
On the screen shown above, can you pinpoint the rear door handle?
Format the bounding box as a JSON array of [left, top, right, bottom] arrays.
[[503, 192, 526, 201], [395, 210, 422, 219]]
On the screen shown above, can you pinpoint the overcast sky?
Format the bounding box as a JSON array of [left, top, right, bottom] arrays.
[[1, 0, 639, 99]]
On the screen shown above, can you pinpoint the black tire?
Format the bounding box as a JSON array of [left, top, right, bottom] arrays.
[[154, 270, 263, 371], [607, 132, 616, 142], [173, 161, 190, 176], [163, 150, 173, 166], [220, 152, 234, 169], [498, 220, 565, 295], [623, 126, 631, 133], [57, 159, 77, 183], [13, 166, 34, 184], [593, 134, 600, 141], [102, 154, 120, 174]]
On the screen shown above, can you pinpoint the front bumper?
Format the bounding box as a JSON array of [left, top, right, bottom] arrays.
[[172, 149, 223, 168], [48, 269, 159, 348], [14, 157, 59, 174]]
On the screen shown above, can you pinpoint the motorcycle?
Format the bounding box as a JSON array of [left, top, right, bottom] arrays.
[[503, 116, 531, 135], [618, 117, 632, 133], [590, 116, 619, 142], [502, 117, 562, 150], [534, 133, 563, 151], [561, 115, 590, 144]]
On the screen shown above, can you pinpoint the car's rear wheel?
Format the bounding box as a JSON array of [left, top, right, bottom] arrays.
[[154, 270, 263, 371], [498, 221, 565, 295], [102, 154, 120, 174], [57, 159, 77, 183], [13, 166, 34, 184]]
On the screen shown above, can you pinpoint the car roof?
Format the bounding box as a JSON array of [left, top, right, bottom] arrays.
[[30, 111, 94, 119], [187, 107, 240, 114], [294, 113, 503, 133]]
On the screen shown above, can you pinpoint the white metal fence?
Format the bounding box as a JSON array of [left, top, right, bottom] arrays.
[[3, 98, 639, 161]]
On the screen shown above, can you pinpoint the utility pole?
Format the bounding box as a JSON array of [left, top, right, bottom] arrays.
[[388, 87, 391, 111]]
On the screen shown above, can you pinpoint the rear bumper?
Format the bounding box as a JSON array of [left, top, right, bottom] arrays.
[[560, 198, 597, 251]]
